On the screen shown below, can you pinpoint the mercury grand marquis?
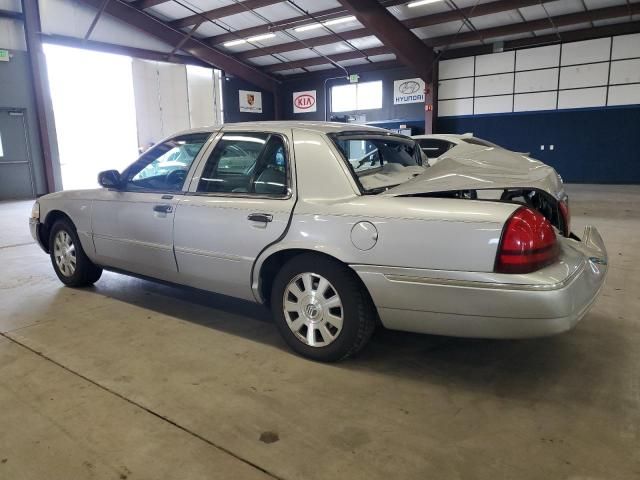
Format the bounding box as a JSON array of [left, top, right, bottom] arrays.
[[29, 122, 608, 361]]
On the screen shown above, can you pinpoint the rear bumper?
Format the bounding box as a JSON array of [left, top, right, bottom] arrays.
[[353, 226, 608, 338]]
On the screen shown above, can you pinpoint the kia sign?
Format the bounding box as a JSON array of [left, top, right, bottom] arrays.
[[393, 78, 426, 105], [293, 90, 317, 114]]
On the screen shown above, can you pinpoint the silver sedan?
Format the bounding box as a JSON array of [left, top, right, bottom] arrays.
[[29, 122, 607, 361]]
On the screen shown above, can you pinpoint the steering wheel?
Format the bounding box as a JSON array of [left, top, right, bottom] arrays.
[[165, 169, 186, 189]]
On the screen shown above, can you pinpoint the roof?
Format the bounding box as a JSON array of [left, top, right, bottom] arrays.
[[173, 121, 392, 136], [122, 0, 639, 80]]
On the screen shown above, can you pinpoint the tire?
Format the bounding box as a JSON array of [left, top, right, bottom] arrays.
[[271, 253, 376, 362], [49, 218, 102, 287]]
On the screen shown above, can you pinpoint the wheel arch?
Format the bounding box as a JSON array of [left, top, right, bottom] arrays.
[[255, 248, 375, 310], [39, 210, 76, 253]]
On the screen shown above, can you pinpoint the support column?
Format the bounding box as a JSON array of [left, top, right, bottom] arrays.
[[22, 0, 61, 192]]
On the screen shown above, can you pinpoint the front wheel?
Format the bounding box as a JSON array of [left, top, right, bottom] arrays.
[[271, 254, 376, 361], [49, 219, 102, 287]]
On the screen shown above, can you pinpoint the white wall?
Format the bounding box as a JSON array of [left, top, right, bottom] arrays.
[[132, 59, 221, 149], [438, 33, 640, 117]]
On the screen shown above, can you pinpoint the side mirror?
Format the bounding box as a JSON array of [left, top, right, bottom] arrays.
[[98, 170, 122, 189]]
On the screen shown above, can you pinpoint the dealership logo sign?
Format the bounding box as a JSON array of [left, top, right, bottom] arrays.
[[393, 78, 426, 105], [293, 90, 317, 113], [239, 90, 263, 113]]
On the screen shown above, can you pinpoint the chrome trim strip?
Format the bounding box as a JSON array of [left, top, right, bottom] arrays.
[[92, 234, 172, 252], [173, 246, 249, 262], [384, 263, 585, 292]]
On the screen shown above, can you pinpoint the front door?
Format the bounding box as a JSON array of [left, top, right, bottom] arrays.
[[92, 132, 212, 280], [0, 109, 35, 199], [173, 129, 295, 300]]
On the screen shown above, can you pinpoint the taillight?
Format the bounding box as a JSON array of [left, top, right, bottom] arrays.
[[495, 207, 559, 274], [559, 198, 570, 236]]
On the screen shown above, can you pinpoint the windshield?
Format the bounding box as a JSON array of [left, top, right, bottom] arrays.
[[329, 132, 426, 194]]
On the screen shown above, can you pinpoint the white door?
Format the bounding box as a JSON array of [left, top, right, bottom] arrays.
[[92, 132, 212, 280], [173, 129, 295, 300]]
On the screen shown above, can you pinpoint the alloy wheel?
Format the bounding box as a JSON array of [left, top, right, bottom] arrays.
[[282, 272, 344, 347]]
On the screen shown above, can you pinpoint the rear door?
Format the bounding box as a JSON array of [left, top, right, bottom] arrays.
[[173, 127, 296, 300]]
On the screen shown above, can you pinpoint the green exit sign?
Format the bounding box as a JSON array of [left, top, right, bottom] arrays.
[[349, 74, 359, 84], [0, 49, 9, 62]]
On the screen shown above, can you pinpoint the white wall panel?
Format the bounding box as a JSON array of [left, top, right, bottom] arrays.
[[187, 66, 216, 128], [611, 33, 640, 60], [132, 60, 189, 147], [607, 84, 640, 106], [475, 51, 515, 75], [438, 57, 474, 79], [559, 62, 609, 89], [132, 60, 162, 149], [437, 34, 638, 117], [561, 37, 611, 65], [513, 91, 557, 112], [0, 18, 26, 50], [475, 73, 514, 96], [474, 95, 513, 114], [609, 59, 640, 85], [438, 77, 474, 100], [157, 63, 190, 137], [514, 68, 558, 93], [438, 98, 473, 117], [515, 45, 560, 71], [558, 87, 607, 109]]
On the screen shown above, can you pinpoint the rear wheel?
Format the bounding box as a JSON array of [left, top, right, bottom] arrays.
[[49, 219, 102, 287], [271, 254, 376, 361]]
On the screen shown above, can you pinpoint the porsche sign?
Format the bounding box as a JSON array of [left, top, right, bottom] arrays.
[[293, 90, 317, 114], [393, 78, 426, 105], [239, 90, 263, 113]]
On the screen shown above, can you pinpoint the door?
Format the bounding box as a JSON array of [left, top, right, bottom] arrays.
[[92, 132, 212, 280], [0, 109, 35, 199], [173, 130, 296, 300]]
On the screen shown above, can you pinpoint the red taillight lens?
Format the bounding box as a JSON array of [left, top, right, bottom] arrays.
[[495, 207, 559, 274], [559, 198, 570, 236]]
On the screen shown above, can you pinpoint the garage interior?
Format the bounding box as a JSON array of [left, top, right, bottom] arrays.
[[1, 0, 639, 478]]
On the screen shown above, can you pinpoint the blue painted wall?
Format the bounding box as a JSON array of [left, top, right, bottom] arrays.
[[437, 105, 640, 184]]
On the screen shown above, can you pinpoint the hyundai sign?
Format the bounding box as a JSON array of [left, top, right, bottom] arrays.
[[393, 78, 425, 105]]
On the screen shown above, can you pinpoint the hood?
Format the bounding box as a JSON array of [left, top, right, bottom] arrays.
[[385, 147, 564, 199]]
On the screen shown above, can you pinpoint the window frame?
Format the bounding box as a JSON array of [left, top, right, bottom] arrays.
[[186, 130, 294, 200], [119, 131, 215, 195]]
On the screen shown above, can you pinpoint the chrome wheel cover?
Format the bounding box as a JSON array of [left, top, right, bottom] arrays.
[[283, 272, 344, 347], [53, 230, 76, 277]]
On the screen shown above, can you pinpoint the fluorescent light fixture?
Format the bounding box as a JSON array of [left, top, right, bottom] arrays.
[[224, 39, 247, 47], [224, 33, 276, 47], [407, 0, 443, 7], [246, 33, 276, 42], [323, 16, 356, 26], [294, 16, 356, 32]]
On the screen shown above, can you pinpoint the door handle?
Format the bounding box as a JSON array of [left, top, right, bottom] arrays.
[[247, 213, 273, 223], [153, 204, 173, 213]]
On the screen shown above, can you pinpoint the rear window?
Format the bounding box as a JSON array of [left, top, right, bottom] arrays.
[[329, 132, 426, 194], [462, 137, 500, 148]]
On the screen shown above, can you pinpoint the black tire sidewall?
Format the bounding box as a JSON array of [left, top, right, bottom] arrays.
[[271, 254, 373, 362], [49, 219, 99, 286]]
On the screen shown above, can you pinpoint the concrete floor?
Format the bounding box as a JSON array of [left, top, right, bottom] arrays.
[[0, 184, 639, 480]]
